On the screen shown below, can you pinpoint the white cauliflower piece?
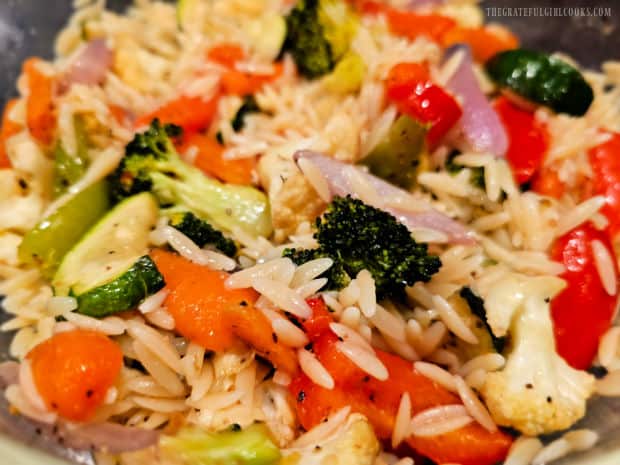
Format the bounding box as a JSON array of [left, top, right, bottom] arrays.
[[478, 273, 564, 338], [481, 277, 595, 436], [258, 154, 326, 242], [280, 414, 380, 465]]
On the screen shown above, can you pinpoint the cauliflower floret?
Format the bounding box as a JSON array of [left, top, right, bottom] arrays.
[[258, 154, 326, 242], [280, 414, 380, 465], [481, 278, 595, 436]]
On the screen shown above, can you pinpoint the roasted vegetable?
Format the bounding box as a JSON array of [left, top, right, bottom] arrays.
[[283, 196, 441, 299], [108, 119, 272, 237], [323, 51, 366, 94], [27, 329, 123, 422], [18, 181, 110, 278], [359, 114, 426, 189], [160, 423, 281, 465], [459, 287, 506, 353], [53, 117, 89, 197], [74, 256, 165, 318], [486, 49, 594, 116], [169, 211, 237, 257], [231, 95, 261, 132], [480, 274, 595, 435], [53, 192, 159, 298], [283, 0, 358, 79]]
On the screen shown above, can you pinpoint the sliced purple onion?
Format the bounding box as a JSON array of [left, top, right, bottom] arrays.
[[444, 45, 508, 157], [294, 150, 475, 244], [58, 39, 113, 94]]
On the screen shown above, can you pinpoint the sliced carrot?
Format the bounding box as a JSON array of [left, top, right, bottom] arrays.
[[27, 329, 123, 422], [221, 63, 284, 96], [135, 94, 219, 133], [208, 43, 246, 68], [177, 132, 255, 185], [442, 26, 519, 63], [23, 58, 56, 146], [0, 99, 22, 169], [151, 249, 299, 374], [386, 9, 457, 43]]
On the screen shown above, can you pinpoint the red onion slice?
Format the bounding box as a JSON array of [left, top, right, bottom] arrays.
[[294, 150, 475, 244], [58, 39, 113, 94], [444, 46, 508, 157]]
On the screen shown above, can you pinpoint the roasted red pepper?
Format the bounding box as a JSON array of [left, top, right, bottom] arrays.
[[385, 63, 463, 147], [494, 96, 549, 185], [588, 133, 620, 240], [292, 298, 513, 465], [135, 95, 220, 133], [550, 224, 619, 370]]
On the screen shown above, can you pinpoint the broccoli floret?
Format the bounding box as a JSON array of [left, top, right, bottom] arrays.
[[460, 287, 506, 353], [283, 247, 351, 290], [169, 212, 238, 257], [445, 150, 486, 190], [231, 95, 261, 132], [480, 275, 595, 435], [284, 196, 441, 300], [282, 0, 358, 79], [108, 119, 272, 237], [283, 0, 334, 78]]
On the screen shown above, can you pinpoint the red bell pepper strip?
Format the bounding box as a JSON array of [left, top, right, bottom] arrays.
[[494, 96, 549, 185], [550, 223, 619, 370], [588, 133, 620, 240], [135, 94, 220, 133], [0, 99, 22, 169], [385, 63, 463, 148], [293, 298, 513, 465]]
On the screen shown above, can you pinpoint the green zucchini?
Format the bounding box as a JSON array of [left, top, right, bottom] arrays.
[[18, 181, 110, 278], [53, 116, 89, 197], [53, 192, 159, 297], [486, 49, 594, 116], [359, 115, 426, 189], [74, 255, 165, 318]]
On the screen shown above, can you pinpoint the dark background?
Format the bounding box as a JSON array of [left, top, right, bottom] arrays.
[[0, 0, 618, 108]]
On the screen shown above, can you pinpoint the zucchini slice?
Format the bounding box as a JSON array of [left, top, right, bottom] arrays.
[[18, 181, 110, 278], [486, 49, 594, 117], [53, 192, 159, 297], [74, 255, 165, 318]]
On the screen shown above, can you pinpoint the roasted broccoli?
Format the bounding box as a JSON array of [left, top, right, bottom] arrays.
[[284, 196, 441, 300], [445, 151, 485, 190], [231, 95, 261, 132], [108, 119, 272, 237], [283, 248, 351, 290], [169, 211, 238, 257], [282, 0, 358, 79], [460, 287, 506, 353]]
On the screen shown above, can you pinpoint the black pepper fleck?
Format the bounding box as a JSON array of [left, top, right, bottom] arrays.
[[297, 391, 306, 402]]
